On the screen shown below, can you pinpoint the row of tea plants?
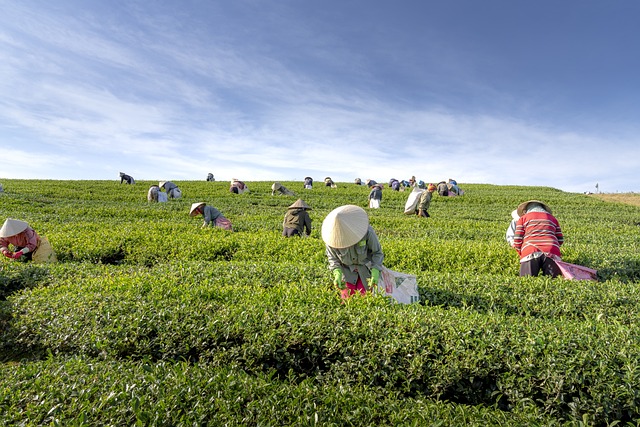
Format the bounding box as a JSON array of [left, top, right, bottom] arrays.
[[1, 179, 640, 425]]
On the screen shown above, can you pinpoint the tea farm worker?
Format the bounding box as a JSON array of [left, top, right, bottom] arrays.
[[282, 199, 312, 237], [324, 177, 337, 188], [147, 185, 166, 202], [230, 179, 249, 194], [304, 177, 313, 189], [189, 202, 232, 230], [119, 172, 135, 184], [0, 218, 57, 262], [416, 183, 436, 218], [436, 181, 449, 196], [322, 205, 384, 299], [505, 209, 519, 247], [272, 182, 295, 196], [513, 200, 564, 277], [206, 173, 215, 182], [368, 184, 382, 209], [159, 181, 182, 199], [389, 178, 401, 191]]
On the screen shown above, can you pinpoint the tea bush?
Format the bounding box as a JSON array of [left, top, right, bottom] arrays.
[[1, 179, 640, 425]]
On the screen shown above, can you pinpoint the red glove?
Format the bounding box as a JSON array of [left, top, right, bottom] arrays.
[[12, 251, 23, 259], [2, 249, 13, 259]]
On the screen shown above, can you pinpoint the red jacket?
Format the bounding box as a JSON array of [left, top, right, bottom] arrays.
[[513, 212, 563, 258]]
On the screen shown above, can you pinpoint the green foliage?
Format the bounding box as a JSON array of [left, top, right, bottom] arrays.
[[1, 179, 640, 425]]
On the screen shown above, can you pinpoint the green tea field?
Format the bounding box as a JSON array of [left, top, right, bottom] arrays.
[[1, 179, 640, 426]]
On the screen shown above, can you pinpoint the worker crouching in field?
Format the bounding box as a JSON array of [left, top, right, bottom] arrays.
[[272, 182, 295, 196], [119, 172, 135, 184], [147, 185, 167, 202], [513, 200, 564, 278], [159, 181, 182, 199], [0, 218, 57, 263], [190, 202, 232, 230], [230, 179, 249, 194], [368, 184, 382, 209], [282, 199, 312, 237], [322, 205, 384, 300]]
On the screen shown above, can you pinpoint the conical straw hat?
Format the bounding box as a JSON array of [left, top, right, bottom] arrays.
[[159, 181, 166, 188], [288, 199, 311, 210], [517, 200, 552, 217], [189, 202, 206, 216], [321, 205, 369, 248], [0, 218, 29, 237], [271, 182, 282, 191]]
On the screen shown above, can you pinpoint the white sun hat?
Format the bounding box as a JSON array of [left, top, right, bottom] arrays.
[[321, 205, 369, 248], [0, 218, 29, 238], [189, 202, 206, 216]]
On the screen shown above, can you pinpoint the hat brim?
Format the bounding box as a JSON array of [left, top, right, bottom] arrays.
[[321, 205, 369, 248], [517, 200, 552, 217], [288, 199, 311, 210], [189, 202, 206, 216], [0, 219, 29, 237]]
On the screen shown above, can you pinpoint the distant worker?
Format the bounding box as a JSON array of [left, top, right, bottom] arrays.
[[436, 181, 449, 196], [322, 205, 384, 300], [272, 182, 295, 196], [304, 177, 313, 189], [416, 183, 436, 218], [389, 178, 401, 191], [408, 176, 417, 187], [513, 200, 564, 278], [354, 178, 362, 185], [206, 173, 215, 182], [159, 181, 182, 199], [189, 202, 232, 230], [324, 177, 337, 188], [147, 185, 167, 202], [505, 209, 519, 247], [282, 199, 312, 237], [447, 179, 462, 196], [365, 179, 378, 188], [230, 179, 249, 194], [368, 184, 382, 209], [119, 172, 135, 184], [0, 218, 56, 263]]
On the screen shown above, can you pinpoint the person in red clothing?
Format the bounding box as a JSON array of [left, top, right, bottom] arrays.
[[512, 200, 564, 277]]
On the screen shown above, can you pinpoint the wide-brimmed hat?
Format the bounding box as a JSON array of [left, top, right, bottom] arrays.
[[189, 202, 206, 216], [0, 218, 29, 237], [288, 199, 311, 210], [321, 205, 369, 248], [272, 182, 282, 191], [517, 200, 552, 217]]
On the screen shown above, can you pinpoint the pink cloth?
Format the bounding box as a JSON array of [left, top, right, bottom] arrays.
[[214, 216, 233, 231], [340, 277, 367, 299]]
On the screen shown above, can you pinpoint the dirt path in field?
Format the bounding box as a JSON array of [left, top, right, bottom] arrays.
[[591, 193, 640, 207]]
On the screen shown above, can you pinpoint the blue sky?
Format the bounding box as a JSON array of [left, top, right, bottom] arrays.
[[1, 0, 639, 193]]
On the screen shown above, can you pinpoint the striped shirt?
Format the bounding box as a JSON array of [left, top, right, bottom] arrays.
[[513, 212, 564, 258]]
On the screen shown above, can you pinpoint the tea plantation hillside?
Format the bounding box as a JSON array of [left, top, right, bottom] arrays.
[[1, 179, 640, 426]]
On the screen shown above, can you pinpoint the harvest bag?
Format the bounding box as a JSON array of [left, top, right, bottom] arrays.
[[32, 236, 57, 263], [555, 260, 597, 281], [404, 188, 424, 214], [369, 199, 380, 209], [378, 267, 420, 304]]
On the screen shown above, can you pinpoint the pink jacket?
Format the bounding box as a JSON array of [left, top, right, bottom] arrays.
[[0, 227, 40, 253]]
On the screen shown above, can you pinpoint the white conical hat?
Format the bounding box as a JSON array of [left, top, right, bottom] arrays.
[[321, 205, 369, 248], [189, 202, 206, 216], [0, 218, 29, 237], [271, 182, 282, 190], [159, 181, 166, 188]]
